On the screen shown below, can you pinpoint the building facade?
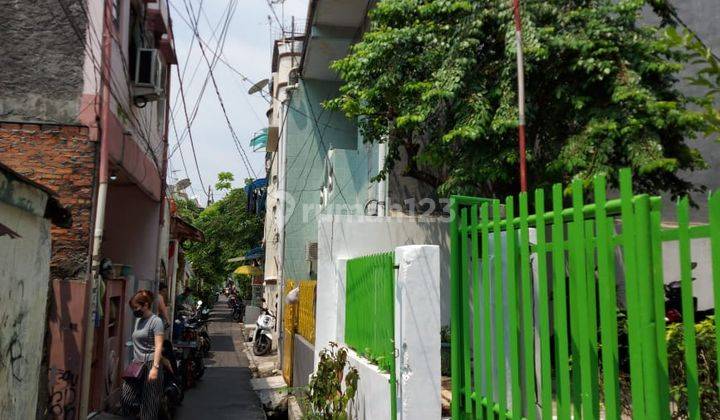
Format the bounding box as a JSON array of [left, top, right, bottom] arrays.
[[0, 0, 176, 417]]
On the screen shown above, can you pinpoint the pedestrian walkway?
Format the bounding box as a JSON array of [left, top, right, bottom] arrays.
[[176, 298, 265, 420]]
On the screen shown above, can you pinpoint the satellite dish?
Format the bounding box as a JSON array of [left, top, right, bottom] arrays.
[[248, 79, 269, 95], [176, 178, 192, 191]]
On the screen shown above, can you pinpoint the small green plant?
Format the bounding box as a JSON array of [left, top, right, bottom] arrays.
[[607, 315, 719, 418], [441, 325, 451, 343], [304, 342, 359, 420], [666, 316, 719, 419]]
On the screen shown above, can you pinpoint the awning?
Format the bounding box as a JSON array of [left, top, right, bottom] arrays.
[[249, 128, 268, 152], [170, 215, 205, 242], [233, 265, 264, 276], [227, 246, 265, 263]]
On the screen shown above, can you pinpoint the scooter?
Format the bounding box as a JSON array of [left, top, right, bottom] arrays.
[[231, 299, 245, 322], [252, 309, 275, 356]]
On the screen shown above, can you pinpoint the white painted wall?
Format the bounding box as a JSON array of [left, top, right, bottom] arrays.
[[316, 221, 442, 419], [346, 350, 391, 420], [0, 201, 51, 419], [394, 245, 441, 420], [315, 214, 449, 365]]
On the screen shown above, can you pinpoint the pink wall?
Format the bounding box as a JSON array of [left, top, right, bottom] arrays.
[[101, 184, 161, 366]]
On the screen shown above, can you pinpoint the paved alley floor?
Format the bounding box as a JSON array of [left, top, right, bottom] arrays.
[[175, 299, 266, 420]]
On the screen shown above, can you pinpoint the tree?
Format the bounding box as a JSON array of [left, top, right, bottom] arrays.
[[664, 26, 720, 137], [326, 0, 709, 200], [176, 187, 263, 285], [215, 171, 235, 192], [174, 195, 202, 224]]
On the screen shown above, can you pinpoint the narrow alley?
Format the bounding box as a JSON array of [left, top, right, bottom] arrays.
[[175, 299, 265, 420]]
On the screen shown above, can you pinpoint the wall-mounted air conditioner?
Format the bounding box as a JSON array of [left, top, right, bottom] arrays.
[[133, 48, 165, 103]]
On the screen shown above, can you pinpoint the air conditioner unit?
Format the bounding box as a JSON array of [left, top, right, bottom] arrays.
[[133, 48, 165, 102], [306, 241, 318, 261]]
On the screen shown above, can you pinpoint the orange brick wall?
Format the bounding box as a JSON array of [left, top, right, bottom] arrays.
[[0, 121, 98, 419], [0, 122, 97, 281]]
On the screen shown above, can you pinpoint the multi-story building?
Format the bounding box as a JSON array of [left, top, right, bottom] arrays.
[[0, 0, 176, 417], [261, 0, 720, 393]]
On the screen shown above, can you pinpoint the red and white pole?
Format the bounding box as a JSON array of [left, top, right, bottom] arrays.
[[512, 0, 528, 192]]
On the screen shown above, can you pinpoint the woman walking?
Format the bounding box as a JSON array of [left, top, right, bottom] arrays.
[[121, 290, 165, 419]]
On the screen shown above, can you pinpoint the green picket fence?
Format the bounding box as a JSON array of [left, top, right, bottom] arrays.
[[345, 252, 396, 372], [345, 252, 398, 420], [450, 169, 720, 419]]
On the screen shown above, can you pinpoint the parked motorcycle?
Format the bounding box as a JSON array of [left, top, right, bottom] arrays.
[[231, 299, 245, 322], [159, 340, 183, 419], [173, 304, 210, 388], [664, 262, 702, 324], [252, 309, 276, 356]]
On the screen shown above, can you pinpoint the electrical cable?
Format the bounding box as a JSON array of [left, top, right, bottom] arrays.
[[55, 0, 164, 177], [182, 0, 258, 179]]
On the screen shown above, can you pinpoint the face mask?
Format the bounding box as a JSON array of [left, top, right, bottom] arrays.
[[133, 309, 144, 318]]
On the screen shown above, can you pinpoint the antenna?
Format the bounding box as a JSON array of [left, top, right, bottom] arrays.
[[248, 79, 269, 95], [175, 178, 192, 192]]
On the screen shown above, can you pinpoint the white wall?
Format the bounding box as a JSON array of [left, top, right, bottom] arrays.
[[315, 214, 449, 365], [395, 246, 441, 420], [346, 350, 391, 420], [0, 201, 51, 419], [315, 217, 443, 419]]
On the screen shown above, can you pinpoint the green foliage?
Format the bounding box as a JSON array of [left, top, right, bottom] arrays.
[[215, 171, 235, 192], [666, 317, 719, 419], [327, 0, 708, 200], [174, 196, 202, 224], [664, 26, 720, 137], [609, 315, 719, 418], [177, 187, 263, 286], [304, 343, 360, 420]]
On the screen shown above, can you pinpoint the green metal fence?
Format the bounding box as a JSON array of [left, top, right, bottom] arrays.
[[450, 169, 720, 419], [345, 252, 398, 420], [345, 252, 396, 372]]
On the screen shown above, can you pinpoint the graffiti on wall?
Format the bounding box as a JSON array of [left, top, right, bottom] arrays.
[[50, 368, 77, 419]]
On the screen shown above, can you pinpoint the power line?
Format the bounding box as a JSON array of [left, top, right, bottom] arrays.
[[169, 112, 199, 199], [182, 0, 258, 179], [54, 0, 164, 177], [168, 0, 237, 156], [176, 65, 210, 197], [265, 0, 285, 34]]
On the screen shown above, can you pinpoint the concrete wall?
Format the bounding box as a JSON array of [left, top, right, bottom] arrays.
[[394, 245, 441, 419], [282, 79, 358, 281], [102, 183, 162, 366], [0, 0, 87, 124], [292, 335, 315, 389], [0, 122, 97, 418], [316, 214, 450, 364], [329, 245, 442, 420], [0, 179, 52, 419], [657, 0, 720, 223], [346, 350, 391, 420]]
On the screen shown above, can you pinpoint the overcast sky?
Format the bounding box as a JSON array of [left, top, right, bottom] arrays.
[[167, 0, 309, 202]]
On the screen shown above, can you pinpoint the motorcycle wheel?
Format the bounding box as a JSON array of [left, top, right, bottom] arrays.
[[193, 355, 206, 379], [253, 335, 271, 356]]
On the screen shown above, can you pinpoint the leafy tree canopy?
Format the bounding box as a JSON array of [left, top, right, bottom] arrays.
[[215, 171, 235, 192], [175, 175, 263, 285], [326, 0, 710, 200]]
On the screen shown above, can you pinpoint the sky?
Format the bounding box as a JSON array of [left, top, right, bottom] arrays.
[[167, 0, 309, 203]]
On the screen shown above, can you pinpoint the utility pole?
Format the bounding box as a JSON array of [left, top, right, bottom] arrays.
[[207, 185, 213, 207], [512, 0, 528, 192]]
